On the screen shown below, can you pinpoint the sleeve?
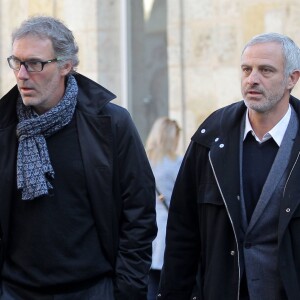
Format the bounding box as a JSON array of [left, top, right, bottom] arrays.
[[113, 110, 157, 300], [157, 141, 204, 300]]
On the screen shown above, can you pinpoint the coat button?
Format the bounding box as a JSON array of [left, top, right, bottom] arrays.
[[286, 208, 290, 213], [157, 294, 161, 298], [201, 129, 206, 133], [219, 144, 224, 148], [230, 250, 235, 256], [215, 137, 219, 142]]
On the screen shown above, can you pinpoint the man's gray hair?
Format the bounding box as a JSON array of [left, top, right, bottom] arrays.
[[12, 15, 79, 74], [242, 32, 300, 78]]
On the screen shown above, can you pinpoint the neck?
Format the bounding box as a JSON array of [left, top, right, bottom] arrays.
[[248, 102, 289, 140]]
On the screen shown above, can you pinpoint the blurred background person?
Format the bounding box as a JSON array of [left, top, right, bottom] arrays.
[[145, 117, 182, 300]]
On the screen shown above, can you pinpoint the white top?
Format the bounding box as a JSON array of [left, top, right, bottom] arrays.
[[150, 155, 183, 270]]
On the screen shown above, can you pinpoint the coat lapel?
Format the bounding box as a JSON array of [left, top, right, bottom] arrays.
[[0, 124, 17, 245], [278, 135, 300, 242], [209, 120, 242, 234], [247, 108, 299, 232], [76, 109, 117, 267]]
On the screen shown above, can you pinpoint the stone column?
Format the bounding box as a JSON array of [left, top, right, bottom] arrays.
[[143, 0, 169, 142]]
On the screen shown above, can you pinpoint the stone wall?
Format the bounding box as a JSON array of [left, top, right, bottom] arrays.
[[167, 0, 300, 150], [1, 0, 300, 151]]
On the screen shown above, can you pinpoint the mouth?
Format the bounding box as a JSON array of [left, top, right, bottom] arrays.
[[19, 87, 34, 94], [247, 89, 261, 94], [245, 90, 263, 98]]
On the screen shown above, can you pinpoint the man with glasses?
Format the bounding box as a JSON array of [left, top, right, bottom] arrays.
[[0, 15, 156, 300]]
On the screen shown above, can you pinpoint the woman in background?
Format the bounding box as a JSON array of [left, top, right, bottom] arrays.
[[145, 117, 182, 300]]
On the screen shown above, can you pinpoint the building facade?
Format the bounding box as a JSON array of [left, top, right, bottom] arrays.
[[1, 0, 300, 151]]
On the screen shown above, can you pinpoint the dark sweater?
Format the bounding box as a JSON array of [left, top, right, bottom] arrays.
[[240, 132, 279, 297], [2, 116, 112, 294], [242, 132, 279, 222]]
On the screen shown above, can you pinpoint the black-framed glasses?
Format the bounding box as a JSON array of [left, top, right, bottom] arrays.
[[7, 56, 60, 72]]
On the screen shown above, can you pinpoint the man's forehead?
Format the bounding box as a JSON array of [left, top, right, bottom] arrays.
[[242, 42, 283, 56], [241, 42, 284, 63], [12, 35, 54, 54], [13, 33, 52, 43]]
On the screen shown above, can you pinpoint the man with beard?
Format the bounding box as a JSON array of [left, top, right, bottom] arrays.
[[157, 33, 300, 299]]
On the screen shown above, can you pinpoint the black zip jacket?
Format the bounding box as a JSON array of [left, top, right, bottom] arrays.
[[158, 96, 300, 300]]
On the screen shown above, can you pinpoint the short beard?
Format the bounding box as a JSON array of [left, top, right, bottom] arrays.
[[243, 77, 288, 113]]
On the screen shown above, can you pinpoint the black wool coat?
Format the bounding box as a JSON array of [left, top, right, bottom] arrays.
[[158, 96, 300, 300], [0, 73, 157, 300]]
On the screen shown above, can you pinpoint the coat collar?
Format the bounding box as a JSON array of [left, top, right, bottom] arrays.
[[73, 73, 116, 114], [192, 95, 300, 148], [192, 95, 300, 233], [191, 100, 246, 148]]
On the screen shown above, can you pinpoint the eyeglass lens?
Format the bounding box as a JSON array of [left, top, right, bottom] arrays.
[[8, 57, 43, 72]]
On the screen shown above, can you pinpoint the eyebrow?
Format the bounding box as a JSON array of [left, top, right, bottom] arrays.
[[11, 55, 44, 61], [241, 63, 277, 70]]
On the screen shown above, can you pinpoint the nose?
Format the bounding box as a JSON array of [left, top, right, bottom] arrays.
[[246, 70, 259, 85], [16, 64, 29, 80]]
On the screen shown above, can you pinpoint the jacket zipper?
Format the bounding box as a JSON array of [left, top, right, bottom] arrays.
[[209, 152, 241, 300], [283, 151, 300, 198]]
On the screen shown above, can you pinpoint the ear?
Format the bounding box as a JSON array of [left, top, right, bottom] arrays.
[[60, 61, 73, 76], [287, 70, 300, 90]]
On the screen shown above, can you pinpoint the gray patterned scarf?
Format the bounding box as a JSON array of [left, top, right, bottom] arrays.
[[16, 75, 78, 200]]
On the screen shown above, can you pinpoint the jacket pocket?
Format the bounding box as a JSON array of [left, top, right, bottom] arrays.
[[197, 183, 224, 206], [291, 203, 300, 218], [288, 204, 300, 268]]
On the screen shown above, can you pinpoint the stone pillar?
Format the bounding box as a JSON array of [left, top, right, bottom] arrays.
[[96, 0, 122, 102], [55, 0, 99, 81], [143, 0, 169, 142]]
